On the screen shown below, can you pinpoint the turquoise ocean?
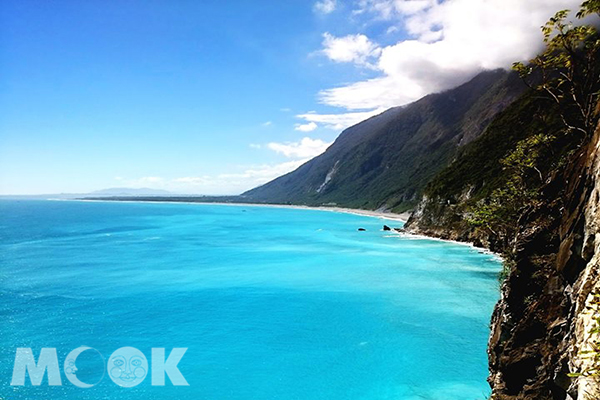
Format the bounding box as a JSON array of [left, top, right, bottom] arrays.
[[0, 200, 501, 400]]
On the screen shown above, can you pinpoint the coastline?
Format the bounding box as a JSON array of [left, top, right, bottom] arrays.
[[63, 198, 502, 258], [68, 198, 411, 223], [259, 204, 411, 223]]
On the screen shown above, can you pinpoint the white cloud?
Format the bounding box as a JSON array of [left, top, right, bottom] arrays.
[[117, 160, 311, 195], [297, 109, 383, 130], [386, 26, 399, 34], [314, 0, 337, 14], [219, 159, 309, 183], [356, 0, 437, 18], [137, 176, 165, 184], [314, 0, 583, 113], [267, 137, 332, 159], [294, 121, 318, 132], [262, 121, 273, 127], [321, 32, 381, 67], [249, 143, 262, 149], [173, 176, 214, 186]]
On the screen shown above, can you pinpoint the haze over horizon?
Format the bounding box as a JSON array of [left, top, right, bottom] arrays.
[[0, 0, 581, 195]]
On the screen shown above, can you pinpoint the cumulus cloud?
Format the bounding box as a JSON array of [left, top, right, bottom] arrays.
[[267, 137, 332, 159], [173, 176, 213, 186], [355, 0, 437, 19], [321, 32, 381, 67], [118, 135, 335, 194], [297, 109, 383, 130], [219, 160, 310, 182], [118, 159, 312, 195], [314, 0, 337, 14], [178, 160, 311, 192], [294, 121, 318, 132], [312, 0, 582, 118]]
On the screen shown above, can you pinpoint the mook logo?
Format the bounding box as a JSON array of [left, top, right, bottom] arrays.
[[11, 347, 188, 388]]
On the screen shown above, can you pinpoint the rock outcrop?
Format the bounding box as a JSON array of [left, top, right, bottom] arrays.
[[485, 124, 600, 399], [407, 122, 600, 398]]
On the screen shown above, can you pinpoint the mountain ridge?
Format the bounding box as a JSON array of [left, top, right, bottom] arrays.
[[242, 69, 526, 212]]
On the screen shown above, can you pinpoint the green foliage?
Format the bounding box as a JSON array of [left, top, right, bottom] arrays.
[[498, 259, 514, 284], [472, 1, 600, 254], [501, 133, 556, 182], [578, 0, 600, 18], [513, 4, 600, 137], [467, 131, 558, 248]]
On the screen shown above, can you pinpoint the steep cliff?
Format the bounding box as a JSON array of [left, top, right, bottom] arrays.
[[404, 93, 600, 398], [486, 122, 600, 399]]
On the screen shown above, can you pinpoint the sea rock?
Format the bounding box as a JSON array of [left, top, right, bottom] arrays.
[[383, 225, 391, 231], [358, 228, 366, 231]]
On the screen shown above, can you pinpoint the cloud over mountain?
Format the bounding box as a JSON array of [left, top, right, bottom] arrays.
[[301, 0, 581, 128]]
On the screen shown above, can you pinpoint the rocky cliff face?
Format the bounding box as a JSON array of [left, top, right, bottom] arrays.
[[563, 127, 600, 398], [415, 124, 600, 399], [488, 124, 600, 399]]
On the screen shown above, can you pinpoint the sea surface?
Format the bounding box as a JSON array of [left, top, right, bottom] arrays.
[[0, 200, 501, 400]]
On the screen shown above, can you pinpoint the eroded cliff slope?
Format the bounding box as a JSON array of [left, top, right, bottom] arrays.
[[487, 122, 600, 400]]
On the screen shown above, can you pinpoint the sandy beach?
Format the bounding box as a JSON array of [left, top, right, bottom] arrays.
[[288, 205, 411, 223]]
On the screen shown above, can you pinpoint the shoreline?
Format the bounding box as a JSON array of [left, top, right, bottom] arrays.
[[58, 198, 501, 258], [67, 198, 411, 223], [253, 204, 411, 223]]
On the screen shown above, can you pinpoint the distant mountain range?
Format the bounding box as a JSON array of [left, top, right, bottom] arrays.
[[242, 69, 525, 212]]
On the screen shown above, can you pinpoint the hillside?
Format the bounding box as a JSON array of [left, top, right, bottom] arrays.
[[242, 69, 525, 212], [404, 91, 568, 250]]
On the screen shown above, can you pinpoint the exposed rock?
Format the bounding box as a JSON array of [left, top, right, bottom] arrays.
[[487, 126, 600, 399], [406, 122, 600, 399], [383, 225, 391, 231], [358, 228, 366, 231]]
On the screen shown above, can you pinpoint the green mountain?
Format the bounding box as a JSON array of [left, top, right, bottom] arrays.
[[404, 91, 567, 250], [242, 69, 525, 212]]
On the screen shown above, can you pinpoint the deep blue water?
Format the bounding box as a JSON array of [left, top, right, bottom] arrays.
[[0, 200, 500, 400]]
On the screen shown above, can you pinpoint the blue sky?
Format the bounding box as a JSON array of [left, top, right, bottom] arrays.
[[0, 0, 579, 195]]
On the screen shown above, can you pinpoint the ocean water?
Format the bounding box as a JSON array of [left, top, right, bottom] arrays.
[[0, 200, 501, 400]]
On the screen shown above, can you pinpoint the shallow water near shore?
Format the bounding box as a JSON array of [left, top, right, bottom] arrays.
[[0, 200, 500, 400]]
